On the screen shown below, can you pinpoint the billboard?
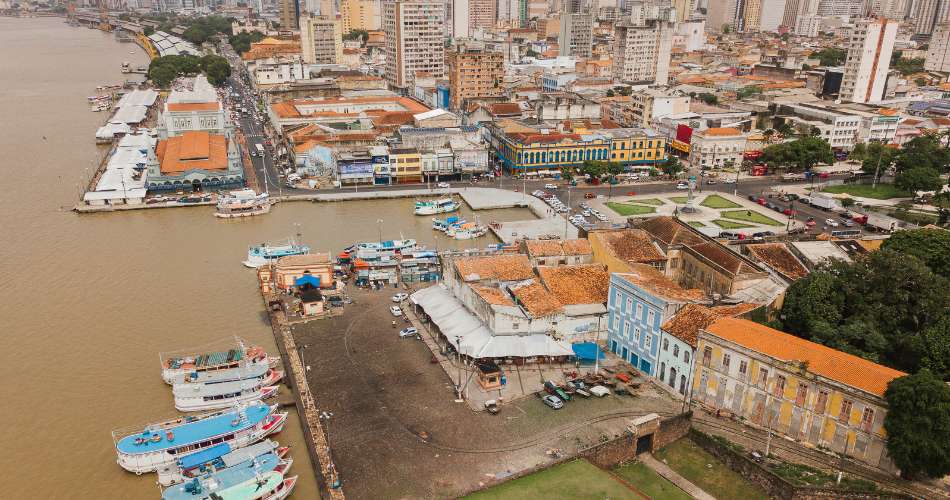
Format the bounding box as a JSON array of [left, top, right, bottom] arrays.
[[675, 124, 694, 144]]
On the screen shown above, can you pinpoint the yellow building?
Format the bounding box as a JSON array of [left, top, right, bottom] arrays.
[[487, 124, 667, 173], [389, 147, 422, 183], [341, 0, 381, 32], [693, 317, 905, 472]]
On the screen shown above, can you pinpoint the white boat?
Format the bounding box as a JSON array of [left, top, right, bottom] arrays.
[[215, 189, 272, 219], [162, 451, 292, 499], [173, 378, 279, 412], [157, 439, 289, 486], [351, 238, 418, 253], [453, 222, 488, 240], [414, 197, 461, 215], [205, 470, 297, 500], [114, 402, 287, 475], [242, 238, 310, 268], [432, 216, 464, 232], [162, 342, 278, 386]]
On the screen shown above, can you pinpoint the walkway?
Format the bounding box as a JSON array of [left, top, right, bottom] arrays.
[[639, 453, 716, 500]]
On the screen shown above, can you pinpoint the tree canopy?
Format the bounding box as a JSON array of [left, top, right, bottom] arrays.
[[894, 135, 950, 175], [813, 47, 846, 66], [343, 29, 368, 43], [148, 54, 231, 88], [758, 136, 834, 172], [881, 229, 950, 279], [179, 15, 234, 45], [883, 369, 950, 478], [581, 160, 623, 179], [777, 250, 950, 379], [228, 30, 266, 54], [893, 57, 925, 76], [660, 156, 684, 178]]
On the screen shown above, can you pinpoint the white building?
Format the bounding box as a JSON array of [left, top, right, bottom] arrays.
[[251, 56, 308, 85], [759, 0, 787, 32], [613, 17, 674, 85], [675, 19, 706, 52], [299, 13, 343, 65], [559, 12, 594, 58], [926, 22, 950, 72], [840, 17, 897, 104], [688, 127, 748, 169], [159, 75, 227, 139], [83, 133, 154, 206], [795, 14, 821, 37], [777, 103, 863, 150], [383, 0, 446, 90]]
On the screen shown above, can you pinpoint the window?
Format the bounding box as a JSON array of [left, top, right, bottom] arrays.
[[673, 345, 679, 357], [645, 334, 652, 350], [663, 338, 669, 351], [635, 303, 643, 319], [647, 309, 655, 326], [815, 390, 829, 414], [614, 290, 621, 307], [623, 321, 630, 339], [722, 353, 731, 370], [625, 297, 632, 312], [635, 327, 641, 342], [684, 351, 690, 364], [660, 362, 666, 382], [738, 360, 748, 376], [861, 407, 874, 432], [702, 346, 712, 367], [757, 367, 768, 388], [512, 323, 519, 330], [796, 383, 808, 406], [774, 375, 786, 397], [839, 399, 853, 421]]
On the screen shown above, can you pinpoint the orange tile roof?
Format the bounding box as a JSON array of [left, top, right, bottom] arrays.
[[590, 229, 666, 264], [704, 317, 906, 397], [167, 102, 220, 112], [156, 131, 229, 174], [661, 304, 722, 347], [524, 238, 593, 257], [454, 254, 534, 282], [700, 127, 743, 136], [510, 280, 563, 317], [616, 264, 705, 303], [745, 243, 809, 280], [471, 285, 515, 306], [537, 264, 609, 305]]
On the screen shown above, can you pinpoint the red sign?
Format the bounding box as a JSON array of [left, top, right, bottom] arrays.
[[751, 164, 768, 176], [744, 151, 763, 160], [675, 124, 693, 144]]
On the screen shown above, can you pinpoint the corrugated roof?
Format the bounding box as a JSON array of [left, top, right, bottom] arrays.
[[704, 318, 906, 397], [590, 229, 666, 264], [699, 127, 743, 136], [524, 238, 593, 257], [454, 254, 534, 282], [537, 264, 609, 305], [276, 253, 331, 267], [471, 285, 515, 306]]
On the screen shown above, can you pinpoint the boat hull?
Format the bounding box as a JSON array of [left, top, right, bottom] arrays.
[[215, 203, 272, 218], [174, 386, 279, 412]]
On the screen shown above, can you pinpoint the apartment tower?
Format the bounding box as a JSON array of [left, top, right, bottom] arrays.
[[840, 17, 897, 103], [299, 13, 344, 64], [446, 42, 505, 110], [383, 0, 446, 90]]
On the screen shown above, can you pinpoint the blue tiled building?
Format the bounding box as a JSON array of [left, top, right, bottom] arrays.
[[606, 265, 705, 376]]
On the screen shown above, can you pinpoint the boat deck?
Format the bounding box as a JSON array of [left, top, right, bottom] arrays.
[[116, 404, 270, 454], [166, 349, 243, 369]]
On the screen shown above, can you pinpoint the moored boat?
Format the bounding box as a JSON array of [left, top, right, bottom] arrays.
[[432, 216, 464, 232], [243, 238, 310, 268], [173, 378, 279, 412], [215, 189, 272, 219], [414, 197, 461, 215], [205, 470, 297, 500], [113, 402, 287, 474], [157, 439, 289, 486], [161, 341, 275, 385], [349, 238, 417, 253], [166, 358, 273, 386], [453, 222, 488, 240], [162, 451, 292, 499]]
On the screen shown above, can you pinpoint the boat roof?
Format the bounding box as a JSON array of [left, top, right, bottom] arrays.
[[178, 443, 232, 469], [116, 404, 271, 455], [221, 440, 278, 468], [172, 377, 262, 397], [214, 471, 283, 499], [163, 454, 281, 500]]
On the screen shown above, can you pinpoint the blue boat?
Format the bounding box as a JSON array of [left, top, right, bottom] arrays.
[[243, 237, 310, 268], [162, 451, 292, 499], [432, 216, 464, 232]]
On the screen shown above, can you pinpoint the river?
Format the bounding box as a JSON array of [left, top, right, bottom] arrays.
[[0, 17, 531, 499]]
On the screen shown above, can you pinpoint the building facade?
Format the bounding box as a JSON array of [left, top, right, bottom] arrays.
[[559, 13, 594, 58], [299, 13, 344, 65], [446, 43, 505, 111], [341, 0, 381, 32], [688, 127, 748, 169], [383, 0, 446, 90], [840, 17, 897, 104], [279, 0, 300, 29], [613, 19, 673, 85], [926, 22, 950, 72]]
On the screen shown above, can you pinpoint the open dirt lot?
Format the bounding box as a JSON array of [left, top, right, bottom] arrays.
[[294, 285, 679, 499]]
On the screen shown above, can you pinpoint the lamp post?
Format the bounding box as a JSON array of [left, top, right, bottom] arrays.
[[376, 218, 383, 243], [455, 335, 464, 401]]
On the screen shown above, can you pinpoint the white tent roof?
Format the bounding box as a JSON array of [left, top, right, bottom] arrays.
[[96, 122, 131, 139], [115, 89, 158, 108], [84, 133, 153, 202], [411, 285, 573, 359], [109, 105, 148, 124]]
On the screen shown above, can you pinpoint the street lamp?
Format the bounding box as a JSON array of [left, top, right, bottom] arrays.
[[376, 219, 383, 243]]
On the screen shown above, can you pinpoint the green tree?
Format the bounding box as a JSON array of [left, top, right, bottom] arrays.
[[915, 316, 950, 380], [883, 369, 950, 478], [841, 197, 855, 207], [894, 57, 925, 76], [149, 65, 177, 87], [774, 121, 794, 137], [697, 93, 718, 105], [894, 135, 950, 174], [183, 24, 212, 45], [343, 29, 368, 43], [661, 156, 684, 178], [143, 26, 154, 36], [882, 228, 950, 278], [895, 167, 943, 193], [204, 58, 232, 86], [606, 89, 615, 97], [813, 47, 846, 66], [849, 142, 867, 162], [736, 85, 762, 99], [759, 136, 834, 172]]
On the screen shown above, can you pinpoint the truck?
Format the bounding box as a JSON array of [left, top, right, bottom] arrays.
[[781, 173, 806, 182], [865, 212, 904, 233], [809, 193, 840, 211]]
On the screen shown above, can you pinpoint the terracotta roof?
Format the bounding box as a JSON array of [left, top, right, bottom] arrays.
[[710, 302, 760, 317], [156, 131, 228, 174], [510, 280, 563, 317], [690, 241, 760, 276], [271, 96, 429, 119], [745, 243, 809, 280], [276, 253, 331, 267], [167, 102, 219, 112], [700, 127, 743, 137], [487, 103, 523, 116], [507, 132, 583, 145], [524, 238, 592, 257], [590, 229, 666, 264], [615, 264, 705, 303], [661, 304, 722, 347], [454, 254, 534, 282], [636, 217, 760, 277], [704, 317, 906, 397], [471, 285, 515, 306], [635, 216, 704, 247], [537, 264, 609, 305]]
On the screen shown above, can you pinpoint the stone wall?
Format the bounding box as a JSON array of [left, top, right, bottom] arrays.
[[581, 412, 693, 469], [653, 412, 693, 450], [689, 430, 911, 500]]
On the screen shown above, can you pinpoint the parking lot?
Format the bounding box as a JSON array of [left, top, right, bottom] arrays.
[[293, 285, 679, 499]]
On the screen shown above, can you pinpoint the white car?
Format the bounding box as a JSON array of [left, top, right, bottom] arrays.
[[596, 214, 608, 221], [675, 182, 689, 190], [436, 182, 450, 188], [399, 327, 418, 338], [389, 305, 403, 316], [723, 178, 736, 184], [544, 183, 558, 189], [392, 293, 408, 302], [825, 218, 840, 227]]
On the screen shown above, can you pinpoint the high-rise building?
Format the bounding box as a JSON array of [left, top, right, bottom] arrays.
[[671, 0, 694, 22], [446, 42, 505, 110], [840, 17, 897, 103], [383, 0, 446, 90], [742, 0, 763, 31], [759, 0, 787, 31], [926, 22, 950, 71], [868, 0, 909, 19], [279, 0, 301, 29], [815, 0, 866, 17], [613, 10, 674, 84], [914, 0, 950, 36], [299, 13, 344, 64], [341, 0, 382, 32], [780, 0, 800, 27], [793, 0, 819, 35], [450, 0, 471, 38], [470, 0, 497, 30], [559, 13, 594, 57], [706, 0, 737, 32]]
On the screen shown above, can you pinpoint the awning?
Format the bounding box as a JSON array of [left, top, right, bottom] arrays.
[[294, 275, 321, 287], [177, 443, 231, 469], [572, 342, 605, 361]]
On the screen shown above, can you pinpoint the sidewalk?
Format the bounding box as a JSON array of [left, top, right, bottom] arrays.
[[639, 453, 716, 500]]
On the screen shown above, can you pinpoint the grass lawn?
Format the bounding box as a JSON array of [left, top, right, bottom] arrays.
[[700, 194, 742, 209], [466, 459, 640, 500], [713, 219, 755, 229], [631, 197, 665, 206], [668, 196, 689, 204], [821, 184, 911, 200], [655, 439, 770, 500], [720, 209, 783, 226], [606, 202, 656, 216], [688, 221, 706, 227], [768, 462, 878, 492], [613, 462, 692, 500]]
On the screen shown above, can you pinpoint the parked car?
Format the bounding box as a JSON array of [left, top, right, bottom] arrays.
[[842, 219, 855, 227], [805, 218, 817, 228], [723, 178, 736, 184], [752, 231, 775, 238], [436, 182, 450, 188], [825, 218, 840, 227], [389, 305, 403, 316], [719, 231, 740, 240], [398, 327, 418, 338], [542, 394, 564, 409], [392, 293, 408, 302], [675, 182, 689, 190], [757, 198, 767, 206], [782, 208, 797, 216], [706, 179, 717, 184], [544, 183, 558, 189], [584, 192, 595, 199], [589, 385, 611, 397]]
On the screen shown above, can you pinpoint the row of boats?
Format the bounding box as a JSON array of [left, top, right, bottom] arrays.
[[431, 216, 488, 239], [113, 340, 297, 499]]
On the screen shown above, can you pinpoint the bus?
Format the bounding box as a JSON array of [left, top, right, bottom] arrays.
[[830, 229, 861, 239], [255, 143, 265, 156]]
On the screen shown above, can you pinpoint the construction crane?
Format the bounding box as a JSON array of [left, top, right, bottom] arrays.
[[98, 0, 112, 32]]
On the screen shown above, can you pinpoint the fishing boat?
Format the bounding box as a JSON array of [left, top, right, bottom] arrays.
[[215, 189, 272, 219], [113, 402, 287, 474], [414, 197, 461, 215], [350, 238, 417, 253], [173, 377, 279, 412], [162, 451, 292, 499], [432, 216, 464, 232], [161, 341, 279, 385], [453, 222, 488, 240], [157, 440, 289, 486], [166, 357, 276, 386], [198, 470, 297, 500], [243, 238, 310, 268]]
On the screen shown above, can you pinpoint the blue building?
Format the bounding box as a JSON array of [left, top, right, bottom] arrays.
[[606, 264, 704, 376]]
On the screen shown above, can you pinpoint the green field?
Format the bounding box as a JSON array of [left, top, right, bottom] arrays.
[[821, 184, 911, 200], [655, 439, 770, 500], [607, 202, 656, 216], [700, 194, 742, 209], [688, 221, 706, 227], [613, 462, 692, 500], [720, 210, 783, 226], [713, 219, 755, 229], [668, 196, 689, 204], [769, 462, 878, 492], [630, 198, 665, 206], [465, 460, 641, 500]]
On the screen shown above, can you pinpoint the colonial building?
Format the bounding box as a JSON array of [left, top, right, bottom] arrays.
[[273, 253, 335, 292], [687, 127, 749, 169], [149, 130, 244, 191], [522, 239, 593, 267], [693, 317, 905, 472]]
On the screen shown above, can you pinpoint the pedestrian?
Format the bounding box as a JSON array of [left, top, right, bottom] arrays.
[[392, 320, 397, 328]]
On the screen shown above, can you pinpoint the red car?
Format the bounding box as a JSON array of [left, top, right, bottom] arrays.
[[783, 208, 797, 216], [805, 219, 817, 227], [757, 198, 767, 205]]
